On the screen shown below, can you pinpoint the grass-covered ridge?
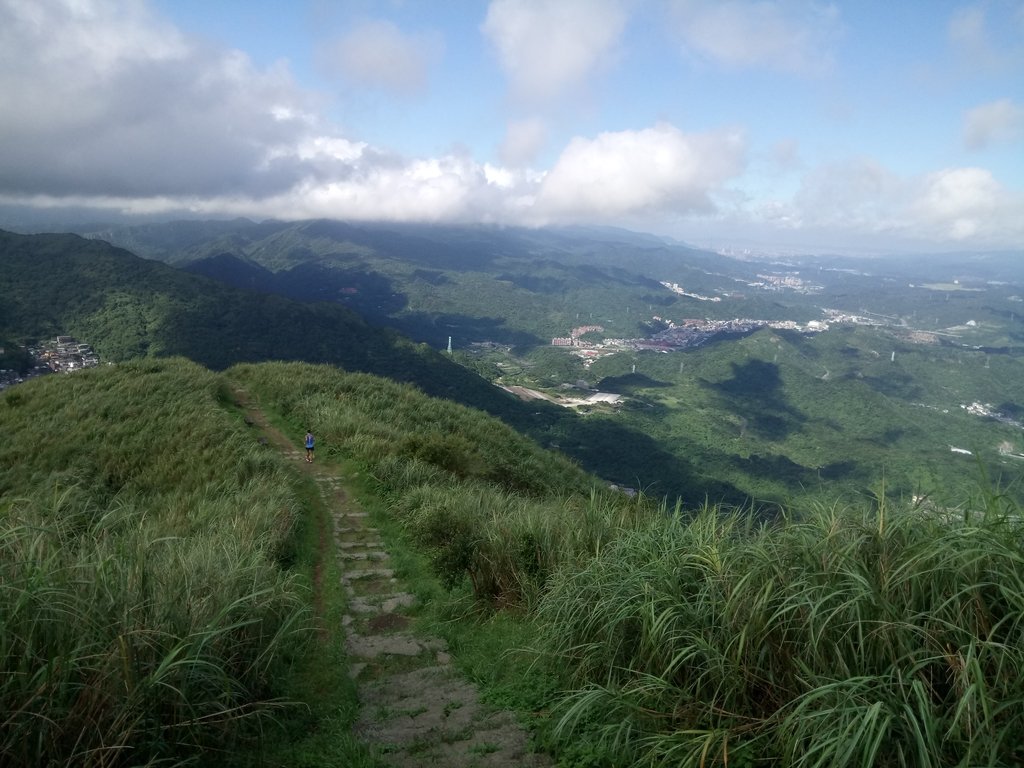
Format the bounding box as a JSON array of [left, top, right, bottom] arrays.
[[237, 361, 1024, 767], [1, 358, 310, 766], [228, 361, 652, 606], [231, 361, 1024, 765], [6, 357, 1024, 767]]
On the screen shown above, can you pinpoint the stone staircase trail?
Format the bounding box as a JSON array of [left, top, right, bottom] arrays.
[[236, 390, 552, 768]]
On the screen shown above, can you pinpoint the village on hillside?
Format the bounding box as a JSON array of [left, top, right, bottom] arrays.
[[0, 335, 101, 390]]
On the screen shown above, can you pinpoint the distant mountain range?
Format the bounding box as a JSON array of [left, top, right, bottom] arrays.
[[75, 219, 774, 347], [77, 218, 1023, 349]]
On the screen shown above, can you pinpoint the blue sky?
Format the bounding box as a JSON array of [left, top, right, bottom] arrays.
[[1, 0, 1022, 254]]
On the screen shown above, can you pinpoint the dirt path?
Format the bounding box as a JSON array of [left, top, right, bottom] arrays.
[[234, 389, 552, 768]]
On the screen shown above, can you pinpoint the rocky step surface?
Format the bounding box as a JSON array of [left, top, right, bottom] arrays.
[[324, 479, 550, 767]]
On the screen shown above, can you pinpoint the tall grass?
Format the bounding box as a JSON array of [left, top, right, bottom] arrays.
[[228, 360, 1024, 766], [1, 359, 311, 766], [535, 499, 1024, 767], [386, 480, 647, 606], [228, 361, 651, 607], [228, 361, 594, 498]]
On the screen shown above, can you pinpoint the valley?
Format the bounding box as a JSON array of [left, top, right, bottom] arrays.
[[67, 218, 1024, 508]]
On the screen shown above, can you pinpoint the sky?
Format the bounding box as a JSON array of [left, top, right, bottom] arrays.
[[0, 0, 1022, 255]]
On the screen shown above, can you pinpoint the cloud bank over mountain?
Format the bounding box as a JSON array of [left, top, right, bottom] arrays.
[[0, 0, 1021, 253]]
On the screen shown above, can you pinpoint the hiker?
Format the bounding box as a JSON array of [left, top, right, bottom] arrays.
[[304, 429, 315, 463]]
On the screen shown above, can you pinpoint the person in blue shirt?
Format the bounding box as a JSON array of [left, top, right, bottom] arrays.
[[304, 429, 315, 463]]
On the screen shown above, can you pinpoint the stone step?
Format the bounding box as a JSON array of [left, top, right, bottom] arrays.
[[345, 631, 447, 659], [348, 593, 417, 614], [339, 551, 390, 562], [337, 540, 385, 549], [343, 568, 395, 582]]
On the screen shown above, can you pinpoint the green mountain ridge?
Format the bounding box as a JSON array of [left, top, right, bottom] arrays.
[[82, 218, 761, 345], [0, 228, 742, 504]]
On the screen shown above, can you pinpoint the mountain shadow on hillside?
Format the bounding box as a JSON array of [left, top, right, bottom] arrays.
[[185, 256, 409, 317], [729, 453, 864, 489], [495, 273, 568, 294], [861, 372, 924, 401], [411, 269, 451, 286], [548, 415, 749, 506], [704, 359, 806, 441], [389, 312, 545, 348]]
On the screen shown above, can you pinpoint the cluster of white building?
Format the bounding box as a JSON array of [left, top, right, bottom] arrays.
[[32, 336, 100, 372]]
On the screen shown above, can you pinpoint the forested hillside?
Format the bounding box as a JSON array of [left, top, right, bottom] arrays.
[[84, 218, 1024, 351], [0, 228, 739, 503], [84, 218, 769, 345], [0, 229, 487, 387]]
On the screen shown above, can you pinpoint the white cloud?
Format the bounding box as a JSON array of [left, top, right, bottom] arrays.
[[499, 117, 548, 166], [964, 98, 1024, 148], [482, 0, 628, 102], [1, 0, 1018, 252], [770, 139, 803, 170], [316, 19, 442, 95], [0, 0, 319, 198], [537, 123, 746, 218], [789, 158, 903, 232], [910, 166, 1018, 241], [783, 159, 1023, 246], [665, 0, 841, 74]]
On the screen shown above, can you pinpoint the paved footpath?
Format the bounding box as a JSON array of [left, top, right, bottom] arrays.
[[238, 390, 552, 768]]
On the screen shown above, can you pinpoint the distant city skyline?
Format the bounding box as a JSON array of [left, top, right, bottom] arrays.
[[0, 0, 1022, 254]]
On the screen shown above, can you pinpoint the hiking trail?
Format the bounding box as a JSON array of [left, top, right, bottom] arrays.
[[234, 389, 552, 768]]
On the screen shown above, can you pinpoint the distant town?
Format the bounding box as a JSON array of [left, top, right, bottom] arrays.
[[549, 310, 834, 368], [545, 271, 990, 369], [0, 335, 101, 390]]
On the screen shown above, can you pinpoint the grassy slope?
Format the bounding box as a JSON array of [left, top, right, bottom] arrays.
[[238, 360, 1024, 768], [1, 355, 631, 766], [6, 356, 1024, 767], [0, 358, 310, 766]]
